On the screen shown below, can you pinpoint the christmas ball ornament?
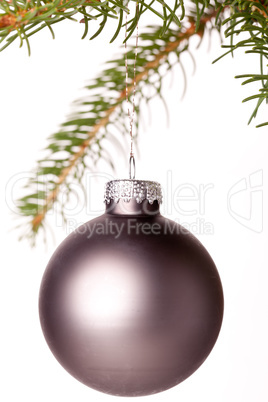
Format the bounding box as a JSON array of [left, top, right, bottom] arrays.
[[39, 179, 224, 397]]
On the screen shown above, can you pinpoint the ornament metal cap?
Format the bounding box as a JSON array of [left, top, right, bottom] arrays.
[[104, 179, 163, 205]]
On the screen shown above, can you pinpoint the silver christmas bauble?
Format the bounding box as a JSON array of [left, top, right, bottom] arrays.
[[39, 179, 224, 397]]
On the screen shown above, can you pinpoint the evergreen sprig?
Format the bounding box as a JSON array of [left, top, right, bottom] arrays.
[[213, 0, 268, 126], [0, 0, 185, 54], [10, 0, 268, 244], [15, 8, 222, 245]]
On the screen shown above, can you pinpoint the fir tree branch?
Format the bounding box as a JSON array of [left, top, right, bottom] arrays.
[[11, 0, 268, 246], [213, 0, 268, 126], [0, 0, 185, 53], [16, 7, 223, 245]]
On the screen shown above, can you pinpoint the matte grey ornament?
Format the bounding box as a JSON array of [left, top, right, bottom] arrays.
[[39, 179, 224, 397]]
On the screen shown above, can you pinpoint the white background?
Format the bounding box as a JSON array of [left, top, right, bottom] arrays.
[[0, 8, 267, 402]]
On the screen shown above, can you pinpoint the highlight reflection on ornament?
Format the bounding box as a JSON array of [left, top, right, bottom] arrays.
[[39, 179, 224, 397]]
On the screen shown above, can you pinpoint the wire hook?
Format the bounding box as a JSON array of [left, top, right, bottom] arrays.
[[129, 155, 136, 179]]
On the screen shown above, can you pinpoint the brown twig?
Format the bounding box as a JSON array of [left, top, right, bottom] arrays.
[[0, 0, 99, 29]]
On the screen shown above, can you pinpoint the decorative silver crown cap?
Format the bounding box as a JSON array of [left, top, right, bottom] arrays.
[[104, 179, 163, 205]]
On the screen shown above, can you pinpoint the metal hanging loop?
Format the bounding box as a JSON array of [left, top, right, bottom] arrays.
[[129, 155, 136, 179]]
